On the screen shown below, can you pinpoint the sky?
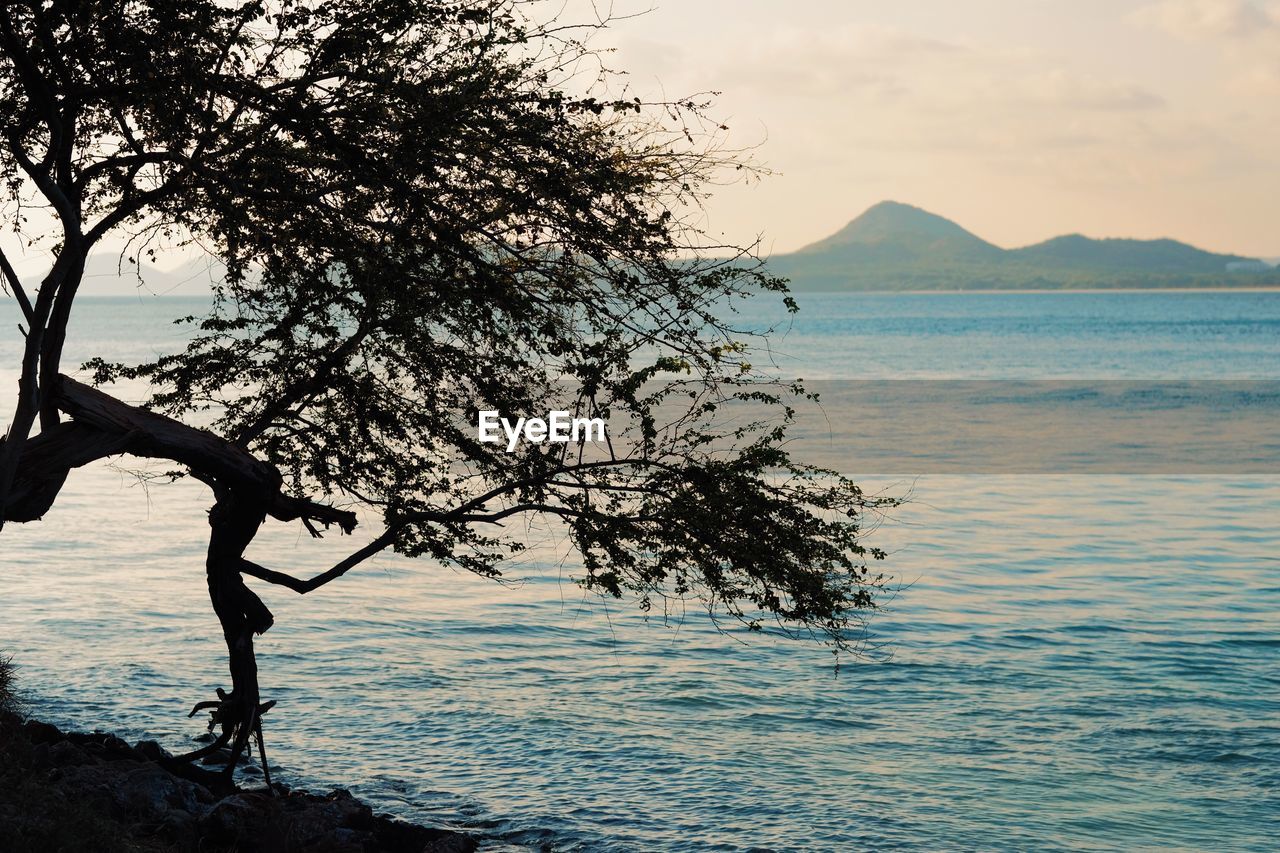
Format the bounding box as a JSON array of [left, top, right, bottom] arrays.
[[8, 0, 1278, 294], [570, 0, 1280, 257]]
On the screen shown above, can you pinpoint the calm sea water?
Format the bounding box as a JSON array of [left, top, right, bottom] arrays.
[[3, 291, 1279, 851]]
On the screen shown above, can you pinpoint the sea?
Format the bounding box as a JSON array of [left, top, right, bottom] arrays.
[[2, 290, 1278, 851]]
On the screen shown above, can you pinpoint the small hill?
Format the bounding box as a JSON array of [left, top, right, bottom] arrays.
[[1010, 234, 1251, 273], [796, 201, 1000, 261], [771, 202, 1279, 291]]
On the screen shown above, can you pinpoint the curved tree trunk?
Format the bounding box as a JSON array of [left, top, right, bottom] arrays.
[[2, 374, 357, 783], [203, 492, 274, 780], [4, 375, 357, 530]]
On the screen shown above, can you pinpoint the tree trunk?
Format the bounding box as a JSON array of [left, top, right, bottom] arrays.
[[203, 492, 275, 780], [2, 373, 358, 782], [4, 374, 357, 530]]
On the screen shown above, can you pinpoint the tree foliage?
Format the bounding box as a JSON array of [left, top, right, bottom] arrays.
[[1, 0, 891, 779]]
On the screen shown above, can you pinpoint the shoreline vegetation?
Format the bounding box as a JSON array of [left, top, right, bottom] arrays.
[[1, 658, 474, 853]]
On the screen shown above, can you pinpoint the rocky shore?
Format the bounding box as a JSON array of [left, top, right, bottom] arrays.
[[0, 710, 476, 853]]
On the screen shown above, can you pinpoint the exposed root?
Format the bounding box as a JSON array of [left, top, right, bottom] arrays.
[[179, 688, 280, 792]]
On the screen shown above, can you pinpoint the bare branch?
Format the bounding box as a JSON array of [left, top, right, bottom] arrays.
[[0, 244, 33, 324]]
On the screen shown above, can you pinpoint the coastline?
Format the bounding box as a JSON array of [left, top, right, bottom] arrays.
[[784, 285, 1280, 295], [0, 710, 476, 853], [51, 285, 1280, 299]]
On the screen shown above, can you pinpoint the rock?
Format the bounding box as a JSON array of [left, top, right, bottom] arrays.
[[53, 760, 213, 819], [191, 787, 479, 853], [2, 713, 478, 853], [29, 740, 52, 770], [320, 788, 376, 831], [22, 719, 62, 743], [159, 807, 198, 842], [202, 747, 234, 765], [200, 793, 260, 841], [102, 733, 139, 759], [49, 739, 90, 766], [375, 818, 479, 853], [118, 763, 212, 814], [424, 834, 479, 853], [134, 739, 172, 762]]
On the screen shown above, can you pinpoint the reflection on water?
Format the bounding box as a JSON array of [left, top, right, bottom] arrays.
[[731, 289, 1280, 379], [3, 466, 1278, 851]]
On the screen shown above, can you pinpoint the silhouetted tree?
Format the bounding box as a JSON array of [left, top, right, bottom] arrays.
[[0, 0, 890, 784]]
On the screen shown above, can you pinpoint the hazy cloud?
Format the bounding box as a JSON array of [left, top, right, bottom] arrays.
[[1010, 70, 1166, 112], [706, 25, 961, 98], [1132, 0, 1279, 39], [1134, 0, 1280, 95], [706, 25, 1163, 116]]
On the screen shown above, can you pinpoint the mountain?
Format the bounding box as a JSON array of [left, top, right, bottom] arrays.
[[771, 201, 1279, 291], [1009, 234, 1252, 273], [795, 201, 1000, 260]]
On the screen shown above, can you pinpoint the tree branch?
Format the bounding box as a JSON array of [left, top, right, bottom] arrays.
[[0, 245, 34, 324], [51, 374, 356, 531], [235, 315, 376, 447], [237, 523, 404, 594]]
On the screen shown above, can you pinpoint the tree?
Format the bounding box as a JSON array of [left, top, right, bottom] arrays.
[[0, 0, 890, 786]]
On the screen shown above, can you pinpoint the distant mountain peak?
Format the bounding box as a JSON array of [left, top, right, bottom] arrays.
[[796, 200, 998, 257], [862, 199, 926, 214], [861, 199, 938, 218]]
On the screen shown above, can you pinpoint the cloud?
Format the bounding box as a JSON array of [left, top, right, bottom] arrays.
[[706, 25, 1163, 116], [690, 28, 943, 106], [1132, 0, 1279, 40], [1013, 70, 1166, 112], [1133, 0, 1280, 95]]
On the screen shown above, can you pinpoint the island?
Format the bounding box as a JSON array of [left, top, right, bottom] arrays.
[[769, 201, 1280, 291]]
